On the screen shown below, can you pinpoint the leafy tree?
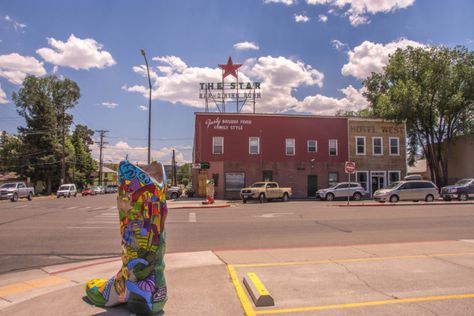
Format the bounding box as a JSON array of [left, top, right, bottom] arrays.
[[71, 125, 96, 188], [0, 132, 22, 174], [335, 108, 373, 117], [176, 163, 191, 186], [364, 46, 474, 186]]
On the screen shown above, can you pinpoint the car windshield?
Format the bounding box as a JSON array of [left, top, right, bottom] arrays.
[[0, 183, 17, 189], [455, 179, 472, 186], [251, 183, 266, 188], [59, 185, 70, 190], [385, 182, 401, 189]]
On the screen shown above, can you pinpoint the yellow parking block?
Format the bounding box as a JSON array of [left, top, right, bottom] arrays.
[[0, 276, 68, 297]]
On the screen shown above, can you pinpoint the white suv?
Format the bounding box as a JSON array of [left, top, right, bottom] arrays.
[[57, 184, 77, 198]]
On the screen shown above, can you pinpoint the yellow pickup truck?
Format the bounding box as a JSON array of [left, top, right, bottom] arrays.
[[240, 182, 292, 203]]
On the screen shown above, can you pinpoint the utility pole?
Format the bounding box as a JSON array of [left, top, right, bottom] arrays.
[[60, 103, 66, 184], [172, 149, 177, 186], [140, 49, 152, 165], [95, 130, 109, 186]]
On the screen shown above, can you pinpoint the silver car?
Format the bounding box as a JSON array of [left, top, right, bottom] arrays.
[[373, 180, 439, 203], [316, 182, 367, 201]]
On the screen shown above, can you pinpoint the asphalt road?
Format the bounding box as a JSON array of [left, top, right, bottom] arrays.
[[1, 195, 474, 274]]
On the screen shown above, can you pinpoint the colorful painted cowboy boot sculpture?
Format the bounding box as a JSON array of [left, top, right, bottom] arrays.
[[86, 161, 168, 315]]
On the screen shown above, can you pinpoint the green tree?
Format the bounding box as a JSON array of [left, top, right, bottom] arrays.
[[364, 46, 474, 186], [176, 163, 191, 186], [0, 132, 22, 174], [12, 75, 81, 193], [71, 125, 96, 188]]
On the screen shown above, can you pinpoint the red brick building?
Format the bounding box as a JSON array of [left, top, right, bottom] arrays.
[[193, 113, 349, 199]]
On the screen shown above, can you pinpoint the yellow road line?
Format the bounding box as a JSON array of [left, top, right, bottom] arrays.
[[254, 293, 474, 314], [0, 276, 68, 297], [228, 265, 256, 316], [232, 252, 474, 268]]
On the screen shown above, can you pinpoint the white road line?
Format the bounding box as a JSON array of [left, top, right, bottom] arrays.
[[100, 212, 116, 216], [67, 206, 78, 210], [67, 226, 118, 229], [84, 206, 92, 209], [188, 212, 197, 223], [14, 205, 28, 209]]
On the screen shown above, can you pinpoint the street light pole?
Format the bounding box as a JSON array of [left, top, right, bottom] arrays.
[[141, 49, 152, 165]]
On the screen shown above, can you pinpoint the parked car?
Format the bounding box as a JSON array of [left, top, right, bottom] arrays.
[[240, 182, 292, 203], [316, 182, 367, 201], [440, 178, 474, 201], [105, 184, 118, 194], [91, 186, 104, 195], [82, 187, 93, 196], [373, 180, 439, 203], [56, 184, 77, 198], [404, 174, 423, 181], [167, 185, 182, 200], [0, 182, 35, 202]]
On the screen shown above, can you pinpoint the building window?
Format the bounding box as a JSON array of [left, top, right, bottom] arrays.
[[249, 137, 260, 155], [372, 137, 383, 155], [356, 136, 366, 155], [225, 172, 245, 192], [388, 171, 401, 184], [329, 139, 338, 156], [286, 138, 295, 156], [389, 137, 400, 156], [328, 172, 339, 186], [262, 170, 273, 182], [212, 137, 223, 154], [307, 140, 317, 153], [356, 171, 369, 192]]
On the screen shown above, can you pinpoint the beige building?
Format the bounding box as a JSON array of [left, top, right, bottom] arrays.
[[348, 118, 407, 196]]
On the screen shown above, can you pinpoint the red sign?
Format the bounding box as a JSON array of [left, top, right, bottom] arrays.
[[345, 161, 356, 174]]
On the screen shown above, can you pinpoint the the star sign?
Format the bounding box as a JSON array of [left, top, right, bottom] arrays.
[[218, 57, 242, 80]]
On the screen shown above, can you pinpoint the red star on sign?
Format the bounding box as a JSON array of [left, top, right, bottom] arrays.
[[219, 57, 242, 79]]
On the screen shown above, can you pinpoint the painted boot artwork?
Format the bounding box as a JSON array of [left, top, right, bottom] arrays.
[[86, 160, 168, 315]]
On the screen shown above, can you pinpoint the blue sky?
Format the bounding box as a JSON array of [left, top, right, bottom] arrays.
[[1, 0, 473, 164]]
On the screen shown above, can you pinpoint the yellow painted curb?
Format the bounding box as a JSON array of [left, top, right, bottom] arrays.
[[227, 265, 256, 316], [0, 276, 68, 297]]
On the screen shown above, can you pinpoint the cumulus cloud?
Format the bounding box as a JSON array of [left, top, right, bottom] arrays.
[[91, 141, 190, 164], [0, 53, 47, 84], [233, 42, 260, 51], [318, 14, 328, 23], [0, 84, 8, 104], [331, 39, 348, 51], [296, 85, 369, 115], [263, 0, 295, 5], [342, 38, 424, 79], [138, 105, 148, 111], [98, 102, 118, 109], [295, 14, 310, 23], [306, 0, 415, 26], [36, 34, 116, 70], [4, 15, 27, 32], [124, 55, 325, 113]]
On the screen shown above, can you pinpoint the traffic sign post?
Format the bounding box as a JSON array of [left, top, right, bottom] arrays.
[[345, 162, 356, 205]]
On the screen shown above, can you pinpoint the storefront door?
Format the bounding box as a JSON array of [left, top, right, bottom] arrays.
[[307, 175, 318, 197], [370, 171, 385, 196]]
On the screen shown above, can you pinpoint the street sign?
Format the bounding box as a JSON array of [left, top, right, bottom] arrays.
[[201, 162, 210, 170], [345, 161, 356, 174], [192, 163, 201, 169]]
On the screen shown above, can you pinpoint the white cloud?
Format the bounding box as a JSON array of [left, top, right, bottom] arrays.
[[263, 0, 295, 5], [0, 53, 47, 85], [318, 14, 328, 23], [4, 15, 27, 32], [91, 141, 191, 164], [296, 85, 369, 115], [98, 102, 118, 109], [295, 14, 310, 23], [331, 39, 348, 51], [233, 42, 260, 51], [0, 84, 8, 104], [36, 34, 116, 70], [342, 38, 424, 79], [138, 105, 148, 111], [306, 0, 415, 26]]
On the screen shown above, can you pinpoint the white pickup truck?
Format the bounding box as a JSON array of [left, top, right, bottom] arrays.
[[240, 182, 292, 203], [0, 182, 35, 202]]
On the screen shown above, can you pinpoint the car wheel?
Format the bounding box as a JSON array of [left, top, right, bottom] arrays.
[[425, 194, 434, 202], [443, 197, 451, 201], [27, 192, 33, 201], [259, 193, 266, 203], [242, 199, 247, 204], [57, 195, 61, 199], [11, 193, 18, 202], [352, 192, 362, 201], [171, 192, 179, 200], [325, 193, 335, 201], [68, 193, 71, 198], [283, 193, 289, 202], [459, 193, 468, 201], [389, 195, 399, 203], [74, 193, 77, 197]]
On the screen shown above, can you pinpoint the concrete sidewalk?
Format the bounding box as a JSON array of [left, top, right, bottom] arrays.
[[336, 200, 474, 207]]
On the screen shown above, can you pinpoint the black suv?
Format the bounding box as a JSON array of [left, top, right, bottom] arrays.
[[440, 178, 474, 201]]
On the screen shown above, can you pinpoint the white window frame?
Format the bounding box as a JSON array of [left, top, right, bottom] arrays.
[[355, 136, 366, 155], [307, 140, 317, 153], [329, 139, 338, 156], [389, 137, 400, 156], [372, 137, 383, 156], [212, 136, 224, 154], [285, 138, 295, 156], [355, 170, 369, 192], [249, 137, 260, 155], [388, 170, 401, 185]]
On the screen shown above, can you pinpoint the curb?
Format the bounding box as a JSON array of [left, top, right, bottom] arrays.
[[337, 201, 474, 207], [168, 204, 231, 210]]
